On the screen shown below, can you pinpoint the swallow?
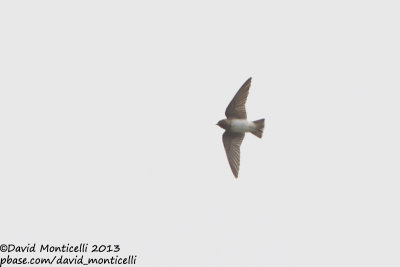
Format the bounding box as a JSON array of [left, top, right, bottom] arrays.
[[217, 77, 265, 178]]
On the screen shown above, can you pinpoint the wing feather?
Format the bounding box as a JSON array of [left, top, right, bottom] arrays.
[[222, 132, 245, 178], [225, 77, 251, 119]]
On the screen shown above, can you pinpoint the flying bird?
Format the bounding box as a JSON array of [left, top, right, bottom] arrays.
[[217, 77, 265, 178]]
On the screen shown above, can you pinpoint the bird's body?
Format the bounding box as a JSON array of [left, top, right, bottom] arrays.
[[226, 119, 256, 133], [216, 77, 265, 178]]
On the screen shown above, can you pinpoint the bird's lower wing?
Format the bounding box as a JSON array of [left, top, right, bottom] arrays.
[[222, 132, 245, 178]]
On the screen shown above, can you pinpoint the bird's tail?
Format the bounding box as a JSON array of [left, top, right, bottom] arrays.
[[251, 119, 265, 138]]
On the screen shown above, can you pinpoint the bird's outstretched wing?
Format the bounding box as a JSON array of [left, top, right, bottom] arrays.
[[222, 131, 245, 178], [225, 77, 251, 119]]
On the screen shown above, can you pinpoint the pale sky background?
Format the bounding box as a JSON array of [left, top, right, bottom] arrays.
[[1, 1, 400, 266]]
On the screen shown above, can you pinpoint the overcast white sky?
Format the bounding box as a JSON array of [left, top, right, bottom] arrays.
[[1, 1, 400, 266]]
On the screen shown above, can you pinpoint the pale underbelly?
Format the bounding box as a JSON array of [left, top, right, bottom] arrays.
[[230, 119, 254, 133]]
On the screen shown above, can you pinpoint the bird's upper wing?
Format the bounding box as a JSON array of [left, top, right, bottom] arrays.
[[222, 131, 245, 178], [225, 77, 251, 119]]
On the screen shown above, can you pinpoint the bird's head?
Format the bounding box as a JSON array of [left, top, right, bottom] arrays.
[[216, 119, 229, 129]]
